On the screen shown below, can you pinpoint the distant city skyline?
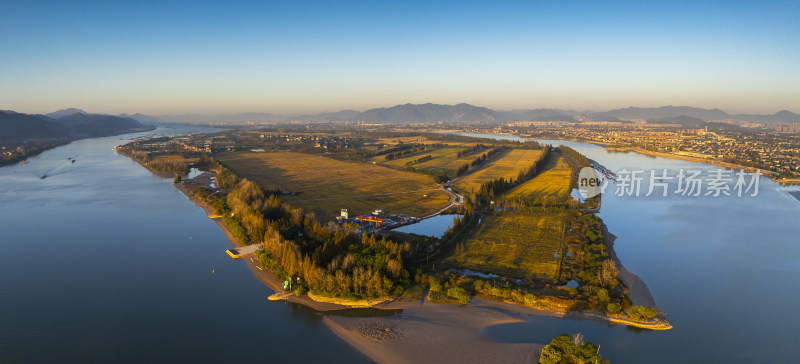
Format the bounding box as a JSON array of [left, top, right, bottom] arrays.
[[1, 1, 798, 115]]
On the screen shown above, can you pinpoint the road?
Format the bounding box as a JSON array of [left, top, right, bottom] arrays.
[[420, 184, 463, 219]]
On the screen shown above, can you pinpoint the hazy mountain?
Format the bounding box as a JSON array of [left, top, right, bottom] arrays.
[[500, 110, 580, 123], [773, 110, 800, 122], [295, 109, 361, 122], [35, 104, 798, 127], [46, 108, 88, 119], [0, 111, 69, 143], [231, 112, 286, 123], [732, 110, 800, 123], [118, 113, 162, 124], [592, 106, 800, 124], [155, 113, 286, 124], [498, 108, 581, 122], [647, 115, 707, 127], [595, 106, 730, 121], [0, 110, 148, 144], [356, 103, 499, 123], [54, 113, 146, 137]]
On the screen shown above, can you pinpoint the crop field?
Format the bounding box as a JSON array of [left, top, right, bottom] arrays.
[[376, 136, 468, 146], [451, 149, 544, 193], [377, 136, 429, 145], [380, 146, 466, 169], [216, 151, 450, 222], [504, 151, 572, 200], [447, 212, 564, 280], [435, 147, 489, 176]]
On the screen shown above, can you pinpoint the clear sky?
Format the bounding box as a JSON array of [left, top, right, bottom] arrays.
[[1, 1, 798, 115]]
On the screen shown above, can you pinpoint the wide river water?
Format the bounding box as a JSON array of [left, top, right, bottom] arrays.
[[0, 126, 370, 363], [465, 133, 800, 363], [1, 129, 798, 362]]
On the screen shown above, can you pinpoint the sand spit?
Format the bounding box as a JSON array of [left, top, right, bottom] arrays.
[[325, 300, 540, 364]]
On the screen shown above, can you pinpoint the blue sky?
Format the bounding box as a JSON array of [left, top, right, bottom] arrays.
[[1, 1, 798, 115]]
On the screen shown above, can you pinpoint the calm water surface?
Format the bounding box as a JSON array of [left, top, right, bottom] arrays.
[[0, 126, 369, 363], [3, 129, 798, 363], [392, 214, 462, 238], [466, 134, 800, 363]]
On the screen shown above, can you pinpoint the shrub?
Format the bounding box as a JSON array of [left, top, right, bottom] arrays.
[[446, 287, 471, 304], [539, 344, 562, 364], [539, 333, 608, 364], [606, 302, 622, 314], [627, 305, 658, 321], [429, 278, 442, 292], [595, 288, 610, 302]]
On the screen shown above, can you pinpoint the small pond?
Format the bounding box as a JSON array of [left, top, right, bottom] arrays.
[[392, 214, 463, 238]]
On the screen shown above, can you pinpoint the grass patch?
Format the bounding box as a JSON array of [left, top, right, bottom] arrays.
[[399, 284, 426, 301], [436, 148, 489, 176], [379, 146, 466, 169], [504, 150, 572, 200], [447, 212, 564, 280], [216, 151, 450, 222]]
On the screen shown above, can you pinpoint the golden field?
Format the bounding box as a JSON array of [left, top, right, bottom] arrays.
[[216, 151, 451, 222]]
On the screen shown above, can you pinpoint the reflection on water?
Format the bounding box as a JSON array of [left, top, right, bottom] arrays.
[[392, 214, 462, 238], [461, 133, 800, 363]]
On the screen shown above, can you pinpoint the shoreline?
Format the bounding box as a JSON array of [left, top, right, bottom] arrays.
[[168, 165, 671, 326], [527, 134, 797, 184], [323, 299, 540, 364], [123, 152, 671, 363], [172, 174, 369, 311], [606, 146, 776, 176]]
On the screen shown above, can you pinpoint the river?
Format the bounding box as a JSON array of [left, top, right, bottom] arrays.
[[463, 134, 800, 363], [0, 126, 370, 363], [2, 129, 798, 363]]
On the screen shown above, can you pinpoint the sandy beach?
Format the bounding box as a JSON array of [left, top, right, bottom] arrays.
[[324, 299, 540, 364]]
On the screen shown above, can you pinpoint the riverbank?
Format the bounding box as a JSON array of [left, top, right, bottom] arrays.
[[123, 152, 670, 363], [0, 140, 70, 167], [614, 146, 800, 185], [515, 133, 796, 184], [172, 173, 370, 311], [605, 146, 781, 177], [169, 166, 671, 327]]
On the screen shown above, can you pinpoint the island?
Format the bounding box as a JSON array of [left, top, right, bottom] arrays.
[[117, 128, 670, 363]]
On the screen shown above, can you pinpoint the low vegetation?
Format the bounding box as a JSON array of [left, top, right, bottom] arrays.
[[216, 151, 450, 222], [452, 148, 546, 195], [448, 212, 564, 280], [539, 333, 609, 364], [201, 157, 413, 300], [505, 150, 572, 202]]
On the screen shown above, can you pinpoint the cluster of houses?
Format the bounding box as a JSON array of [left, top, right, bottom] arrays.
[[335, 208, 417, 232]]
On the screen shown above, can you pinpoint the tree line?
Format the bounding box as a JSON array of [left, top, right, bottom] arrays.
[[473, 147, 553, 202], [405, 154, 432, 166], [199, 156, 412, 300], [456, 144, 486, 158], [455, 147, 505, 177]]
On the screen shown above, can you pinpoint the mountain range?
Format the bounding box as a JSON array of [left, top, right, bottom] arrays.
[[3, 104, 798, 143], [123, 104, 798, 125], [1, 109, 148, 144]]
